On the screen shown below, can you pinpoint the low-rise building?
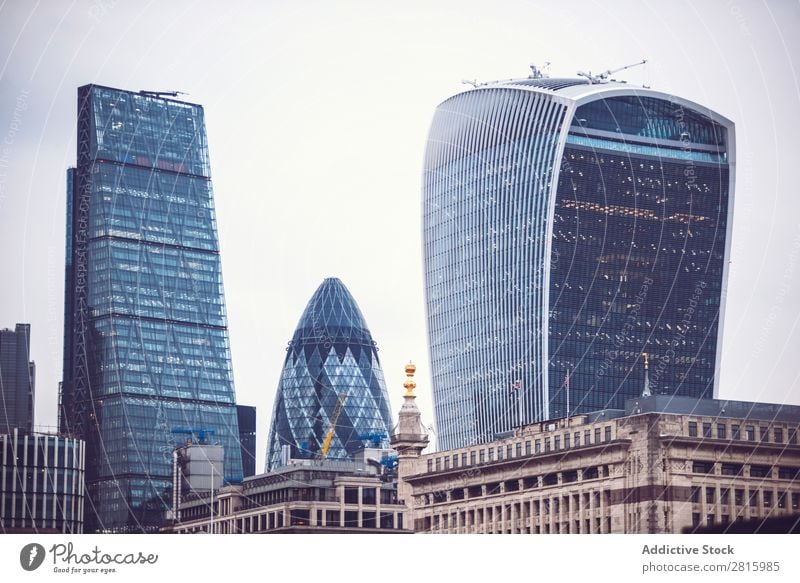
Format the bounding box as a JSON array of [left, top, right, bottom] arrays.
[[393, 386, 800, 534], [167, 456, 410, 534], [1, 428, 85, 533]]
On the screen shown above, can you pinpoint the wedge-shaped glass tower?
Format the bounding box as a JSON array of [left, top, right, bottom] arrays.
[[266, 278, 393, 470], [423, 76, 735, 450], [61, 85, 243, 532]]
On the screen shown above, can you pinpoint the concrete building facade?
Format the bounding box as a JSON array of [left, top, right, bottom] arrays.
[[167, 458, 410, 534], [396, 395, 800, 534]]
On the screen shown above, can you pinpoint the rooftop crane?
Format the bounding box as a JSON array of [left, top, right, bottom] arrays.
[[171, 427, 215, 444], [320, 393, 347, 459], [577, 59, 648, 84], [139, 90, 188, 98]]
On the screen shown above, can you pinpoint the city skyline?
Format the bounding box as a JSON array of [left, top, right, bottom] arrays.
[[1, 1, 799, 471]]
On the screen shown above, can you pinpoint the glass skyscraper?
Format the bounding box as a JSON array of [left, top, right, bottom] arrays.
[[60, 85, 243, 532], [423, 76, 734, 450], [266, 278, 393, 471]]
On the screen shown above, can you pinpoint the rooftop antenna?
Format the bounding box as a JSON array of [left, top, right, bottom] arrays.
[[528, 61, 551, 79], [577, 59, 648, 84]]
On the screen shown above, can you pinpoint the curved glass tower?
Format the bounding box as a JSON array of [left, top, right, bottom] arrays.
[[61, 85, 243, 532], [423, 77, 735, 450], [266, 278, 393, 470]]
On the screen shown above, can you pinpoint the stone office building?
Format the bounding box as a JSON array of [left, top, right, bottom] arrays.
[[167, 457, 410, 534], [394, 389, 800, 534]]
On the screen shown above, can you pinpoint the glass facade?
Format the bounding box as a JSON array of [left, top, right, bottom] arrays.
[[61, 85, 242, 532], [423, 80, 733, 450], [266, 278, 393, 470], [0, 323, 35, 435], [1, 430, 85, 533]]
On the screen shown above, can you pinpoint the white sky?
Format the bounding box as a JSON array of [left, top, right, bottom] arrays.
[[1, 0, 799, 470]]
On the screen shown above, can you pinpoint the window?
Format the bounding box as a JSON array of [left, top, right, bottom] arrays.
[[535, 441, 541, 454], [721, 463, 742, 476], [435, 458, 441, 471], [470, 451, 476, 465], [574, 431, 580, 447], [774, 428, 783, 443], [763, 491, 773, 508], [344, 487, 359, 504], [749, 465, 770, 478], [507, 444, 513, 458], [461, 453, 467, 467], [544, 439, 551, 453], [496, 447, 503, 461], [692, 461, 714, 474], [688, 421, 698, 437], [690, 487, 700, 503], [790, 429, 798, 445], [604, 427, 612, 442], [732, 424, 740, 440], [735, 489, 744, 505], [488, 448, 494, 461], [443, 457, 449, 470], [759, 427, 769, 442], [703, 423, 712, 438], [745, 426, 755, 441], [594, 428, 601, 444], [706, 487, 715, 503], [554, 437, 560, 451], [479, 450, 485, 464], [585, 430, 591, 445], [516, 443, 522, 457], [362, 488, 376, 505], [564, 434, 570, 449], [749, 491, 758, 508], [778, 467, 799, 480], [720, 488, 729, 505], [717, 424, 726, 439], [525, 441, 531, 456]]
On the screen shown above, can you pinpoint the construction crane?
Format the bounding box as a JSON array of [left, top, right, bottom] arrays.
[[358, 431, 388, 448], [577, 59, 648, 84], [320, 393, 347, 459], [171, 427, 215, 444], [139, 90, 188, 98]]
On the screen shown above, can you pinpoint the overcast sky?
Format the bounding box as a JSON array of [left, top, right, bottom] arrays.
[[1, 0, 799, 470]]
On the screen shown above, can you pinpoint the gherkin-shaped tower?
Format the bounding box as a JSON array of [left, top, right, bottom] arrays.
[[266, 278, 393, 470]]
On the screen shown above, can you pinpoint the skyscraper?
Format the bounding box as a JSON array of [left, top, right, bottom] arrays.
[[61, 85, 243, 532], [237, 404, 257, 478], [423, 73, 734, 450], [0, 323, 35, 435], [266, 278, 393, 470]]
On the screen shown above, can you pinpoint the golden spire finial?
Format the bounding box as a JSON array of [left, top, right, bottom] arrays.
[[643, 352, 649, 370], [404, 362, 417, 396]]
